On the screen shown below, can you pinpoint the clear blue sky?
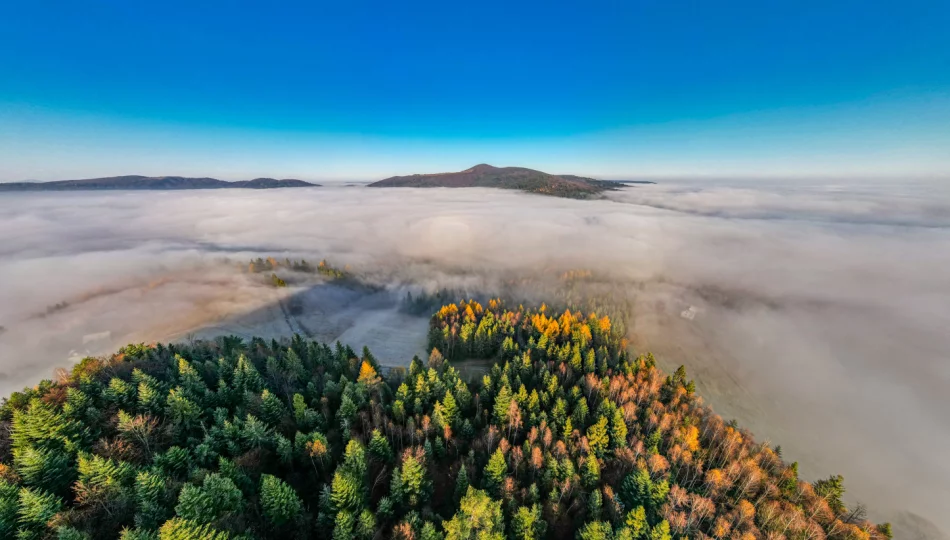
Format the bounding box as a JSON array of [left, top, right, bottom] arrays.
[[1, 0, 948, 181]]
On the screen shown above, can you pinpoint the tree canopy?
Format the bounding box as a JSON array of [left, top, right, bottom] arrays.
[[0, 300, 890, 539]]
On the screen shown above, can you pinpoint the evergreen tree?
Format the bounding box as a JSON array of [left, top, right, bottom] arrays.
[[56, 526, 91, 540], [332, 510, 355, 540], [259, 474, 303, 526], [511, 504, 545, 540], [420, 521, 443, 540], [587, 416, 609, 458], [609, 408, 627, 449], [400, 454, 428, 508], [648, 520, 671, 540], [356, 509, 376, 539], [330, 470, 364, 512], [483, 449, 507, 496], [135, 470, 170, 530], [368, 429, 393, 463], [0, 480, 19, 539], [815, 474, 847, 516], [291, 394, 318, 432], [157, 518, 230, 540], [454, 464, 469, 502], [443, 487, 504, 540], [441, 390, 458, 429], [18, 487, 63, 539], [259, 390, 286, 426], [14, 446, 75, 495], [493, 386, 512, 426], [578, 521, 612, 540], [582, 456, 601, 489], [620, 506, 647, 540], [174, 474, 242, 525]]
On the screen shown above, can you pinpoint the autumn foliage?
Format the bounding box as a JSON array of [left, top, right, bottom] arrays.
[[0, 302, 890, 540]]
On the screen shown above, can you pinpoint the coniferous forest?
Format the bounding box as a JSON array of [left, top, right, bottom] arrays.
[[0, 300, 891, 540]]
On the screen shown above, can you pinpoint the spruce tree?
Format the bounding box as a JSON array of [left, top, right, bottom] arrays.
[[259, 474, 302, 526], [483, 449, 507, 495]]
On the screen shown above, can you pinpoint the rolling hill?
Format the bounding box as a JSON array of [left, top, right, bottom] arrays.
[[367, 164, 621, 198], [0, 175, 320, 192]]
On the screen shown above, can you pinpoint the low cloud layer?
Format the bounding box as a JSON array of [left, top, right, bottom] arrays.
[[0, 183, 948, 538]]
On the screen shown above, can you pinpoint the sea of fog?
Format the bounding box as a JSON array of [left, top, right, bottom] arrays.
[[0, 182, 948, 539]]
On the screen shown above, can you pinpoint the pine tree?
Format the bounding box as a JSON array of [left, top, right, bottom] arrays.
[[511, 504, 545, 540], [578, 521, 612, 540], [483, 449, 507, 495], [442, 390, 458, 428], [259, 390, 286, 426], [137, 381, 164, 415], [443, 487, 504, 540], [14, 446, 75, 495], [119, 527, 159, 540], [174, 473, 242, 525], [356, 509, 376, 539], [56, 526, 90, 540], [18, 487, 63, 539], [157, 518, 230, 540], [342, 439, 367, 478], [420, 521, 442, 540], [154, 447, 191, 479], [291, 394, 318, 431], [620, 469, 668, 522], [815, 474, 847, 516], [135, 470, 170, 530], [104, 378, 136, 409], [399, 453, 429, 508], [493, 386, 512, 426], [332, 510, 355, 540], [454, 465, 469, 502], [610, 408, 628, 449], [621, 506, 647, 539], [12, 398, 82, 453], [0, 480, 20, 538], [648, 520, 671, 540], [588, 489, 603, 521], [572, 399, 588, 428], [165, 388, 200, 431], [368, 430, 393, 463], [259, 474, 303, 526], [587, 416, 609, 458], [582, 456, 601, 488], [330, 471, 364, 512]]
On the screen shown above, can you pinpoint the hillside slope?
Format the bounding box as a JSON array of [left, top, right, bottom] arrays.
[[368, 164, 617, 198], [0, 176, 319, 191]]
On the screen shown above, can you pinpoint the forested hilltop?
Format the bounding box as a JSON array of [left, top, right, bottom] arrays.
[[0, 301, 890, 540], [368, 164, 621, 198], [0, 176, 318, 192]]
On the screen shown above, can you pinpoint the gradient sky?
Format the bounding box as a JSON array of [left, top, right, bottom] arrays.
[[1, 0, 948, 181]]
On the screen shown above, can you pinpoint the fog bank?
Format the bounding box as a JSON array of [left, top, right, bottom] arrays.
[[0, 183, 947, 538]]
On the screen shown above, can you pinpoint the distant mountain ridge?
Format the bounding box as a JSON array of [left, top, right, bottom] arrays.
[[0, 175, 320, 192], [368, 164, 623, 198]]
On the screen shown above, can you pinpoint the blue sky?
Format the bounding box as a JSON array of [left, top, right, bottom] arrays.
[[1, 0, 948, 181]]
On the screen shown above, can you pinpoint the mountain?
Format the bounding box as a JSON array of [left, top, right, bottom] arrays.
[[368, 164, 621, 198], [0, 175, 320, 192]]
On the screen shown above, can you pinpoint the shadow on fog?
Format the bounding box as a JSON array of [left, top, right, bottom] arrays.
[[181, 279, 431, 369]]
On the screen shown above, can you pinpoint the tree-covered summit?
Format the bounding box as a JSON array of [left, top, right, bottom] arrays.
[[0, 301, 890, 539]]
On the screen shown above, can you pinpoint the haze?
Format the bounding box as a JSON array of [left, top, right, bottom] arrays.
[[0, 182, 948, 538]]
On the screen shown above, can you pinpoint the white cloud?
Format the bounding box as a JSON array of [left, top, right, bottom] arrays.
[[0, 183, 947, 538]]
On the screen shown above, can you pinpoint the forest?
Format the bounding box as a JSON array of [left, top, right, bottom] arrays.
[[0, 299, 891, 539]]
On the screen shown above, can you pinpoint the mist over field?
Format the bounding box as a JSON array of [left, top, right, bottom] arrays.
[[0, 183, 948, 538]]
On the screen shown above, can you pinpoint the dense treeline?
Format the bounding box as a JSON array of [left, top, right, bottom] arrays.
[[0, 300, 889, 539], [247, 257, 348, 283]]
